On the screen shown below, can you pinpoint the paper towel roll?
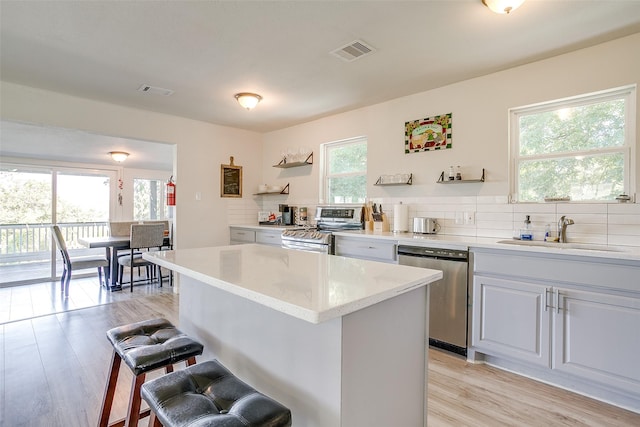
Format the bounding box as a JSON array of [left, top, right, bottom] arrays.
[[393, 203, 409, 232]]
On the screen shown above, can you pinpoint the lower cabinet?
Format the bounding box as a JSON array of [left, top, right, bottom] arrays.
[[230, 228, 255, 244], [230, 227, 282, 246], [472, 275, 550, 367], [471, 248, 640, 409], [334, 235, 397, 263], [255, 229, 282, 246], [553, 288, 640, 396]]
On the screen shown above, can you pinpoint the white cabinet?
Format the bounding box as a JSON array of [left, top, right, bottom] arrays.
[[230, 227, 283, 246], [472, 275, 550, 367], [255, 229, 282, 246], [334, 235, 397, 263], [471, 248, 640, 410], [553, 288, 640, 396], [230, 228, 255, 244]]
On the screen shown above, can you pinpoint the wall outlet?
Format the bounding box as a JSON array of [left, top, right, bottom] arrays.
[[464, 211, 475, 225], [455, 211, 464, 225], [195, 191, 201, 201]]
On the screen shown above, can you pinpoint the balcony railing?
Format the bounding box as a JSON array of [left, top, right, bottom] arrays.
[[0, 222, 108, 284]]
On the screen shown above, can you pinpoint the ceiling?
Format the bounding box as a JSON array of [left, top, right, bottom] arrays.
[[1, 0, 640, 170]]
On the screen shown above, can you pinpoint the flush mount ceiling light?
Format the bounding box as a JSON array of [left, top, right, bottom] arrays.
[[109, 151, 129, 162], [234, 93, 262, 110], [482, 0, 525, 14]]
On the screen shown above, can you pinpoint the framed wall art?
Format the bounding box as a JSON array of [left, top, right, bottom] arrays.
[[405, 113, 452, 153], [221, 156, 242, 198]]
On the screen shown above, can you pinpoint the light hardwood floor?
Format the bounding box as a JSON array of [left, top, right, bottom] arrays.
[[0, 275, 174, 324], [1, 286, 638, 426]]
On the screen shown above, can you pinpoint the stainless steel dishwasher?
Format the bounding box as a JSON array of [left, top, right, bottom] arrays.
[[397, 245, 468, 356]]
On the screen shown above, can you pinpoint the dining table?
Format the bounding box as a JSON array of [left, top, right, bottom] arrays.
[[78, 235, 171, 290], [78, 235, 131, 290]]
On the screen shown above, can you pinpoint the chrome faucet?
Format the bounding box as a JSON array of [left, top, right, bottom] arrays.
[[558, 215, 575, 243]]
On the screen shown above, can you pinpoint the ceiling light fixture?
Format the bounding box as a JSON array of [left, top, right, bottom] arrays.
[[109, 151, 129, 162], [482, 0, 525, 14], [234, 92, 262, 110]]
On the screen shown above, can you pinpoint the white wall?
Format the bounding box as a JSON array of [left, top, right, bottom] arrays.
[[2, 33, 639, 248], [261, 33, 640, 246], [0, 82, 263, 249]]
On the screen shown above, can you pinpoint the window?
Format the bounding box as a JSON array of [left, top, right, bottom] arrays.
[[0, 165, 114, 285], [134, 178, 168, 220], [321, 137, 367, 204], [510, 85, 635, 202]]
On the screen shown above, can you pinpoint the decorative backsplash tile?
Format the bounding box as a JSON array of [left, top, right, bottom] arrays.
[[229, 195, 640, 247]]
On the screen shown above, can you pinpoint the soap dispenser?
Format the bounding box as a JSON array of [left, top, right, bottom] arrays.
[[520, 215, 533, 240]]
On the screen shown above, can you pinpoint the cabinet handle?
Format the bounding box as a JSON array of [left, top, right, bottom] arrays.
[[544, 288, 551, 312], [554, 288, 560, 314]]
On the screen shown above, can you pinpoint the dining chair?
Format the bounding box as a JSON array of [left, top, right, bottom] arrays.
[[51, 225, 110, 297], [108, 221, 136, 238], [110, 220, 149, 283], [118, 223, 166, 292], [143, 220, 173, 285]]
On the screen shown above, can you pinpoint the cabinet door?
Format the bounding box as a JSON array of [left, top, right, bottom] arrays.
[[334, 237, 397, 263], [256, 230, 282, 246], [554, 288, 640, 395], [472, 275, 551, 367], [230, 228, 255, 244]]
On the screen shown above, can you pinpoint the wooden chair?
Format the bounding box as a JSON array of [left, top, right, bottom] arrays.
[[51, 225, 109, 297], [117, 223, 165, 292]]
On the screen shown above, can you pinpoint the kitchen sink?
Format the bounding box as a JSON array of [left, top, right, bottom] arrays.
[[496, 239, 628, 252]]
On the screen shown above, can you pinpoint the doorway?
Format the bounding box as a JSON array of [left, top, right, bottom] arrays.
[[0, 165, 116, 286]]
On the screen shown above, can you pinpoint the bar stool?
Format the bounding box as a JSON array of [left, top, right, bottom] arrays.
[[98, 318, 204, 427], [141, 359, 292, 427]]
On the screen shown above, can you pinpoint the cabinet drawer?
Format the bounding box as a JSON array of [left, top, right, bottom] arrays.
[[335, 237, 396, 263], [256, 231, 281, 246], [230, 229, 255, 243]]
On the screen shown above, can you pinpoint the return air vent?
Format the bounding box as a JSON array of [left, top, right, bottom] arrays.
[[330, 40, 376, 62], [137, 84, 174, 96]]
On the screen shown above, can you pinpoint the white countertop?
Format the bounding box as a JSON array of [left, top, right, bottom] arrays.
[[230, 224, 306, 231], [333, 230, 640, 262], [143, 244, 442, 324]]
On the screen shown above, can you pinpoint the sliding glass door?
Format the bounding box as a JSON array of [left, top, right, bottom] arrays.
[[0, 165, 115, 286]]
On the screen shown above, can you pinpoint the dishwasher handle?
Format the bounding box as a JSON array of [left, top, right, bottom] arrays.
[[397, 245, 468, 261]]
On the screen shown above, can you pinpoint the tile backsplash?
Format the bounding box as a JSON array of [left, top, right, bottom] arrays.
[[228, 195, 640, 248]]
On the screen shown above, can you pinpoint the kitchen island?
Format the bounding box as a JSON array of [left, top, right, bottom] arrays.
[[143, 244, 442, 427]]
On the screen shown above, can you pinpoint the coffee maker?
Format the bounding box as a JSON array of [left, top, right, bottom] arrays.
[[279, 204, 295, 225]]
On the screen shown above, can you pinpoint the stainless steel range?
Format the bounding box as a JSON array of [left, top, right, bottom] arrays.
[[281, 205, 364, 254]]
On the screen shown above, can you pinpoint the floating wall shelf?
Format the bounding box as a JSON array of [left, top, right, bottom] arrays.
[[273, 153, 313, 168], [254, 183, 290, 195], [437, 168, 485, 184], [375, 173, 413, 186]]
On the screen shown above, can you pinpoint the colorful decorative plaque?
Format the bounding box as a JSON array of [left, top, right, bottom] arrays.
[[405, 113, 452, 153]]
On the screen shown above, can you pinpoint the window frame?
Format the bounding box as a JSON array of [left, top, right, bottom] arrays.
[[132, 175, 170, 221], [319, 136, 367, 204], [509, 85, 636, 203]]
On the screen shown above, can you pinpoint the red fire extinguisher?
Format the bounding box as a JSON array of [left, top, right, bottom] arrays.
[[166, 176, 176, 206]]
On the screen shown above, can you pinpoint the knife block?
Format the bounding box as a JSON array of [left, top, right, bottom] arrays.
[[373, 214, 390, 232]]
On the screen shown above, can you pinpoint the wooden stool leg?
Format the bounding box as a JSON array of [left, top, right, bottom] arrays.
[[125, 373, 146, 427], [98, 351, 122, 427], [148, 412, 163, 427], [186, 356, 197, 367]]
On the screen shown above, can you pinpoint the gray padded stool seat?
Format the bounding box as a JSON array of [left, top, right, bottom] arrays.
[[98, 318, 204, 427], [141, 359, 292, 427]]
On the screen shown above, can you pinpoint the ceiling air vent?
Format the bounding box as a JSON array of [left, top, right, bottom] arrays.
[[330, 40, 376, 62], [137, 84, 174, 96]]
